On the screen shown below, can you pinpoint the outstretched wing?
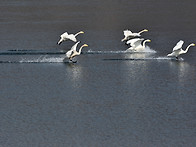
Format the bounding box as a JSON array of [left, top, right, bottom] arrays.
[[65, 41, 80, 58], [173, 40, 184, 51], [127, 38, 144, 47], [66, 34, 77, 42], [66, 50, 73, 58], [70, 41, 80, 52], [60, 32, 69, 38], [123, 30, 133, 37]]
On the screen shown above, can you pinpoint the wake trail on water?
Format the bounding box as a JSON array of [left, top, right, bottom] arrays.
[[0, 56, 66, 63], [87, 46, 156, 54], [0, 48, 183, 63], [126, 46, 157, 53], [20, 56, 65, 63], [104, 57, 184, 61], [0, 50, 66, 55], [0, 56, 183, 63], [86, 50, 126, 54], [1, 46, 156, 55]]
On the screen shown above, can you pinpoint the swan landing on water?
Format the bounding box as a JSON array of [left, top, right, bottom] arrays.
[[167, 40, 195, 60], [57, 31, 84, 45], [126, 38, 151, 52], [64, 41, 88, 63]]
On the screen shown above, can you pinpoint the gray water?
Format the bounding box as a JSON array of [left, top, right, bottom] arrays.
[[1, 0, 196, 146]]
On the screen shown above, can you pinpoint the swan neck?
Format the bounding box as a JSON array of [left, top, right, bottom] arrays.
[[75, 31, 83, 36], [142, 40, 147, 47], [184, 44, 192, 53], [138, 29, 146, 34], [78, 45, 84, 54]]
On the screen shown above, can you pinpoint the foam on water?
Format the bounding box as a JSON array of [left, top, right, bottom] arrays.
[[86, 49, 126, 54], [156, 56, 184, 61], [86, 47, 156, 54], [1, 47, 156, 56], [126, 46, 157, 53], [19, 56, 64, 63], [104, 56, 184, 61], [0, 56, 184, 63]]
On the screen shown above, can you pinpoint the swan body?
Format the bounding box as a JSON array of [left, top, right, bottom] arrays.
[[167, 40, 195, 59], [57, 31, 84, 45], [121, 29, 148, 42], [65, 41, 88, 61], [126, 38, 151, 52]]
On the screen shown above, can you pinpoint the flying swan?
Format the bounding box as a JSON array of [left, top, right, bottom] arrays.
[[126, 38, 151, 52], [65, 41, 88, 62], [167, 40, 195, 59], [57, 31, 84, 45], [121, 29, 148, 42]]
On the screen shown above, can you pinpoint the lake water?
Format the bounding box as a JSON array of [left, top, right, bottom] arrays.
[[0, 0, 196, 146]]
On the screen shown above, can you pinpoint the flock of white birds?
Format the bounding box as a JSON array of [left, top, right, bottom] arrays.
[[57, 29, 195, 62]]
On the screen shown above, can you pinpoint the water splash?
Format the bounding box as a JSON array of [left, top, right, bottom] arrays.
[[104, 56, 184, 61], [86, 49, 126, 54], [19, 56, 64, 63], [126, 46, 157, 53], [156, 57, 184, 61]]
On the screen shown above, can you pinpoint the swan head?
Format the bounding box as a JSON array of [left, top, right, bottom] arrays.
[[143, 29, 148, 32], [79, 31, 84, 34], [190, 43, 195, 46], [145, 39, 151, 42], [83, 44, 88, 47]]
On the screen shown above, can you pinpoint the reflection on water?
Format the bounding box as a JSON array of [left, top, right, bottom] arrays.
[[169, 61, 192, 84], [66, 63, 83, 88]]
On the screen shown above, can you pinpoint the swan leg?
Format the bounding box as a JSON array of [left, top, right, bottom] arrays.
[[57, 41, 62, 45], [121, 38, 126, 42], [57, 39, 62, 45]]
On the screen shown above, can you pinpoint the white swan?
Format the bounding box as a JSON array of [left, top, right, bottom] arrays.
[[57, 31, 84, 45], [65, 41, 88, 62], [121, 29, 148, 42], [167, 40, 195, 59], [126, 38, 151, 52]]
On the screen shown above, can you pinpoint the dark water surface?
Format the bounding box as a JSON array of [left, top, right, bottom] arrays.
[[1, 0, 196, 146]]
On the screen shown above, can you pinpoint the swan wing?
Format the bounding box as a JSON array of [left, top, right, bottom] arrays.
[[66, 34, 77, 42], [173, 40, 184, 51], [60, 32, 69, 38], [127, 38, 144, 47], [66, 42, 80, 58], [131, 32, 140, 37], [70, 41, 80, 52], [66, 50, 73, 58], [123, 30, 133, 37]]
